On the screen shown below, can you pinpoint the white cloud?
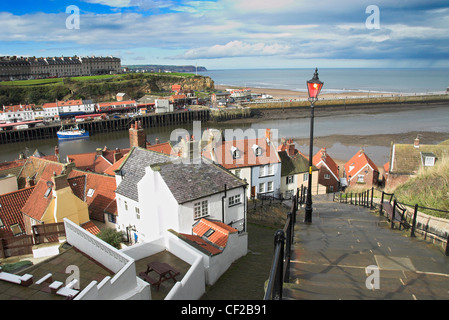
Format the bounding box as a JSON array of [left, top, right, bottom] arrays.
[[83, 0, 132, 7], [175, 40, 291, 59]]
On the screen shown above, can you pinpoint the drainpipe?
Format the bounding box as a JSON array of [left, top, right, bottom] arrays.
[[222, 184, 227, 224]]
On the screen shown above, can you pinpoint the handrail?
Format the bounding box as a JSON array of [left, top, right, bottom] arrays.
[[335, 188, 449, 256], [264, 190, 300, 300]]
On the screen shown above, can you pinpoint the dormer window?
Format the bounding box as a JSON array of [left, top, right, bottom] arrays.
[[252, 144, 262, 156], [87, 188, 95, 197], [230, 146, 240, 159], [421, 152, 436, 167]]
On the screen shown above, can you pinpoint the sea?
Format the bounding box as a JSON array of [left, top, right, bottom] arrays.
[[198, 68, 449, 94]]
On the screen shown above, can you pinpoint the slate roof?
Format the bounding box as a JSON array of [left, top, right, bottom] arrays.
[[115, 147, 172, 202], [154, 160, 247, 204]]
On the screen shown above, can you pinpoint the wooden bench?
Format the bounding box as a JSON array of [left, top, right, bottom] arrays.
[[139, 272, 159, 288]]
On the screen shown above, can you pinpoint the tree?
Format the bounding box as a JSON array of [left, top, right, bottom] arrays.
[[97, 228, 124, 249]]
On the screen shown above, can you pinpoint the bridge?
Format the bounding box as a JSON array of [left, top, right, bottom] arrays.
[[266, 193, 449, 300]]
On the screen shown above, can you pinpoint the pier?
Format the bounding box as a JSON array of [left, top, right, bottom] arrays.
[[0, 109, 210, 144]]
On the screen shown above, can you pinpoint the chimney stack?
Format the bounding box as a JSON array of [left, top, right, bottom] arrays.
[[414, 137, 420, 148]]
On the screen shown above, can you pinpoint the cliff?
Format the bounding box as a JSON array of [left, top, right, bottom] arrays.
[[0, 73, 215, 105]]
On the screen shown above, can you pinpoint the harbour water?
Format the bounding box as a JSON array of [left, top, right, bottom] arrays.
[[2, 104, 449, 167]]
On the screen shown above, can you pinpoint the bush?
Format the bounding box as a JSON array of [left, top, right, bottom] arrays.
[[97, 228, 124, 249]]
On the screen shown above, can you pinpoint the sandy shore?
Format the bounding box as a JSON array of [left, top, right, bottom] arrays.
[[215, 84, 388, 100]]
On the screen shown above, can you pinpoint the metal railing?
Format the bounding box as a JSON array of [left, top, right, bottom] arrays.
[[335, 188, 449, 256], [264, 187, 304, 300]]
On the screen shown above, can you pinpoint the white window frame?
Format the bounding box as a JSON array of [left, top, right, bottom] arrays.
[[267, 181, 273, 192], [135, 207, 140, 220], [324, 173, 330, 180], [286, 175, 294, 185], [259, 183, 265, 193], [229, 194, 242, 207], [194, 200, 209, 219]]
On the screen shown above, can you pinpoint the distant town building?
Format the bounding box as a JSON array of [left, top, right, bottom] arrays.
[[0, 55, 121, 81]]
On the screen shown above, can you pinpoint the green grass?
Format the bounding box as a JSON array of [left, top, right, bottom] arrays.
[[0, 78, 64, 86], [394, 157, 449, 218]]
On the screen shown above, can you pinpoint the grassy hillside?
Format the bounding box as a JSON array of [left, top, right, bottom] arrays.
[[393, 157, 449, 218], [0, 72, 212, 106]]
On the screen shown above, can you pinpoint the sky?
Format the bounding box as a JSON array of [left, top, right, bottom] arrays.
[[1, 0, 449, 69]]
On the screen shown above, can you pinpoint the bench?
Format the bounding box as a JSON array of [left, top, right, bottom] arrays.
[[382, 201, 411, 229], [139, 272, 159, 288]]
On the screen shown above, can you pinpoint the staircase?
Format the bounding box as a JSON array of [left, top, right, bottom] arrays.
[[283, 194, 449, 300]]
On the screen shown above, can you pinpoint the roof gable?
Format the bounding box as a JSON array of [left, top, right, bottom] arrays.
[[115, 147, 172, 201], [344, 150, 379, 179]]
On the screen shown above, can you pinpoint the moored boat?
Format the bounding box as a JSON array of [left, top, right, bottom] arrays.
[[57, 126, 89, 140]]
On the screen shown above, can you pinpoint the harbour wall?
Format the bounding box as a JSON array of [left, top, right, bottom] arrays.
[[0, 109, 210, 144]]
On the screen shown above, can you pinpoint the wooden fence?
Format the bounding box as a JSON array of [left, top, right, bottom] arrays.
[[0, 222, 66, 259]]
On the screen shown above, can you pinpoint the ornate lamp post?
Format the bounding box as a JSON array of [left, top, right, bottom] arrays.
[[304, 68, 324, 223]]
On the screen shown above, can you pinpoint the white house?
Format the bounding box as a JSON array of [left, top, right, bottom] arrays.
[[56, 99, 95, 117], [155, 99, 173, 114], [42, 102, 60, 119], [114, 146, 248, 243], [0, 104, 35, 123], [204, 130, 282, 199]]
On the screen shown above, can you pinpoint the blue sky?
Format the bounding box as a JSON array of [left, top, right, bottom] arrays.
[[1, 0, 449, 69]]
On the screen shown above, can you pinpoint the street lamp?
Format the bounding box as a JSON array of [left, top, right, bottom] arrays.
[[304, 68, 324, 223]]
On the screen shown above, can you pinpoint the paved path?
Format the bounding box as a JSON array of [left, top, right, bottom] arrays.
[[284, 194, 449, 300]]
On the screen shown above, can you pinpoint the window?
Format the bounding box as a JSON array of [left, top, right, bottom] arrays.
[[259, 166, 265, 177], [425, 156, 435, 167], [124, 201, 128, 211], [286, 176, 294, 185], [10, 224, 23, 236], [194, 200, 209, 219], [108, 214, 117, 224], [267, 181, 273, 192], [303, 173, 308, 182], [204, 228, 215, 238], [229, 194, 242, 206], [234, 169, 241, 178], [357, 175, 365, 183], [268, 165, 274, 176], [324, 174, 330, 180], [135, 207, 140, 220], [259, 183, 265, 193], [87, 188, 95, 197]]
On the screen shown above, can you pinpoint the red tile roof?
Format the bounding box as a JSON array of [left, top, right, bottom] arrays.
[[192, 218, 237, 249], [21, 178, 54, 222], [178, 233, 223, 256], [313, 148, 339, 180], [146, 142, 173, 156], [81, 220, 101, 236], [205, 138, 281, 170], [69, 170, 117, 222], [0, 187, 35, 238], [344, 150, 379, 182]]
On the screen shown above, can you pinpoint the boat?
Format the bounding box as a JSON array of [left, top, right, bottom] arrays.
[[57, 126, 89, 140]]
